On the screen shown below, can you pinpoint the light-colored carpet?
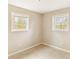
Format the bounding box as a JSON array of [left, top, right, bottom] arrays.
[[9, 44, 70, 59]]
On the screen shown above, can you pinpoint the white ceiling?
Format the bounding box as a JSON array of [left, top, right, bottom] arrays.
[[8, 0, 70, 13]]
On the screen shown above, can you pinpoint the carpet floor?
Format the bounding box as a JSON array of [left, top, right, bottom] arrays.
[[9, 44, 70, 59]]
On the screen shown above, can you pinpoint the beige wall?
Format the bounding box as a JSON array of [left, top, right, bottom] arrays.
[[8, 5, 42, 54], [8, 4, 70, 54], [43, 8, 70, 50]]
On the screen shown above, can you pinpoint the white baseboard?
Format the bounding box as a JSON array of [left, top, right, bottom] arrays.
[[8, 43, 42, 57], [8, 43, 69, 57], [43, 43, 70, 53]]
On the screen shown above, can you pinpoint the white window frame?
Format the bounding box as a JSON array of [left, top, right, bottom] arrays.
[[52, 16, 69, 31], [11, 12, 29, 32]]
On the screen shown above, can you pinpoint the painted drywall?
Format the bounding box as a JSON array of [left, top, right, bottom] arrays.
[[8, 4, 70, 55], [8, 5, 42, 54], [43, 8, 70, 50]]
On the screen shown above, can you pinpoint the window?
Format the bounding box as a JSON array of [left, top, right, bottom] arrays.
[[52, 16, 69, 31], [11, 12, 29, 32]]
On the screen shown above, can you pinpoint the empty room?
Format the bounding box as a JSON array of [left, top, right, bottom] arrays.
[[8, 0, 70, 59]]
